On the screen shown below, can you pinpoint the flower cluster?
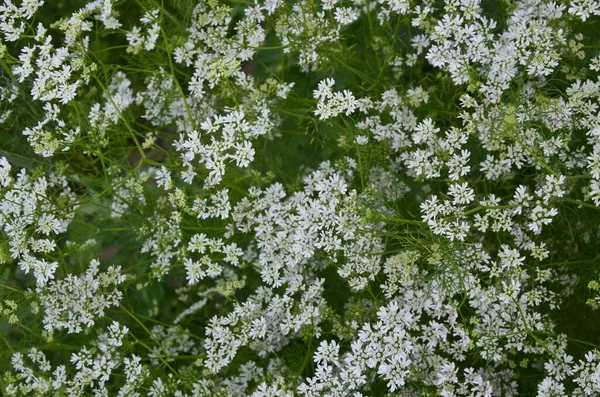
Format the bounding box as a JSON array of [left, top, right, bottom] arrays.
[[2, 0, 600, 396]]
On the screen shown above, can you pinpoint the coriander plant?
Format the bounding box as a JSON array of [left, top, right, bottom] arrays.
[[2, 0, 600, 396]]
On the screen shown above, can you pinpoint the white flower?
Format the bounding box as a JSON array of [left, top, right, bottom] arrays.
[[231, 140, 255, 168], [412, 118, 439, 145], [155, 166, 173, 189], [35, 213, 62, 235], [448, 182, 475, 205], [184, 258, 203, 284], [314, 340, 340, 364], [32, 258, 58, 287], [356, 135, 368, 145], [0, 156, 11, 187], [334, 7, 358, 25], [498, 245, 525, 270]]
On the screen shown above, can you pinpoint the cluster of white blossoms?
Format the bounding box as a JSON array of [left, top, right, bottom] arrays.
[[0, 0, 44, 42], [126, 9, 160, 55], [37, 258, 126, 333], [233, 161, 383, 290], [3, 0, 600, 396], [0, 158, 76, 283], [8, 322, 136, 396]]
